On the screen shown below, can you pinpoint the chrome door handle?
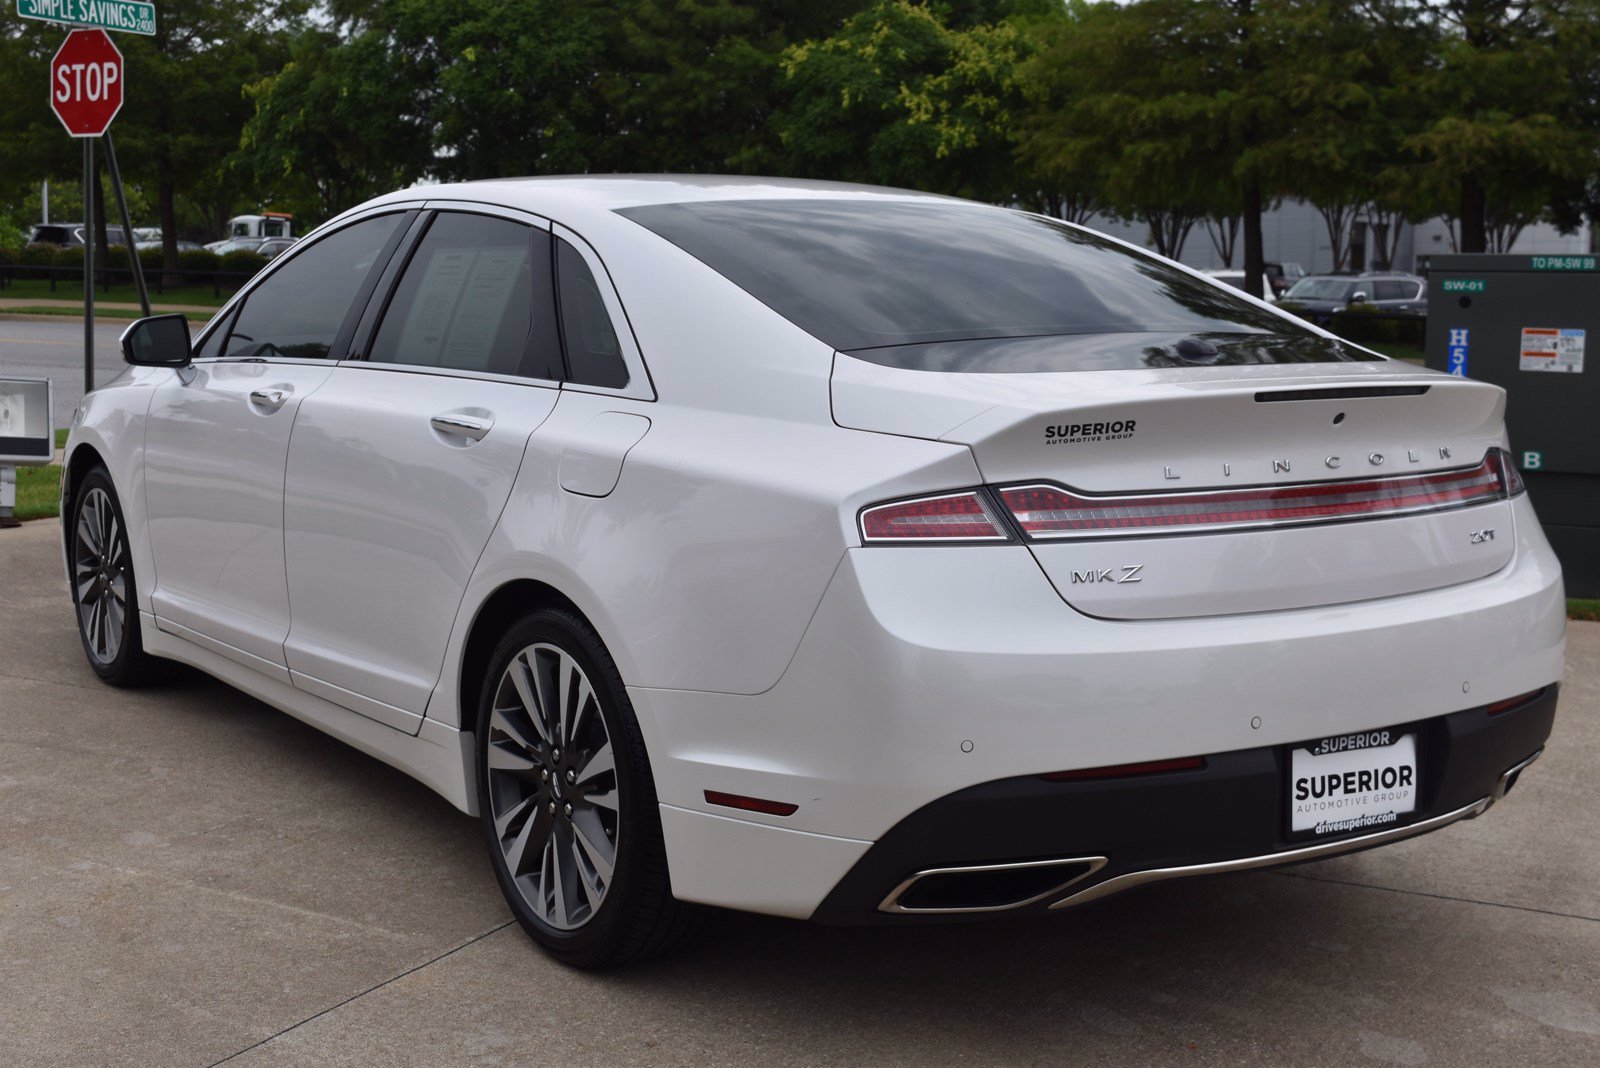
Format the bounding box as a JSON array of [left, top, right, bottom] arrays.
[[248, 388, 289, 411], [430, 414, 492, 441]]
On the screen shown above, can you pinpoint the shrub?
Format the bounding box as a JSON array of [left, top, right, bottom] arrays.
[[218, 250, 270, 278], [51, 244, 86, 280], [1331, 304, 1424, 347], [138, 245, 164, 272], [19, 242, 59, 266], [177, 248, 220, 273], [0, 245, 19, 266]]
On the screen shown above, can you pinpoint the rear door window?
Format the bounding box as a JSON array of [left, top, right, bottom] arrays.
[[555, 238, 628, 388], [223, 213, 404, 360], [368, 212, 561, 380]]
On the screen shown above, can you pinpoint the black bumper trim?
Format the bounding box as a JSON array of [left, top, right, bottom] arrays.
[[812, 685, 1558, 925]]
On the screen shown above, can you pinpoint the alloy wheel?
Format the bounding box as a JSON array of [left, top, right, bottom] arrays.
[[486, 643, 620, 931], [74, 487, 128, 665]]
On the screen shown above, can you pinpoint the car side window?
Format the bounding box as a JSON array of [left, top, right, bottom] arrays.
[[555, 237, 628, 389], [222, 213, 403, 360], [1373, 280, 1407, 302], [368, 212, 561, 379]]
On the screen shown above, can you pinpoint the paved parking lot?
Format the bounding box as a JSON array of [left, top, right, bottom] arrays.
[[1, 517, 1597, 1066]]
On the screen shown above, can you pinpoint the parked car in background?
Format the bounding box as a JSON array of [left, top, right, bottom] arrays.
[[135, 239, 206, 254], [1202, 268, 1270, 300], [1278, 272, 1427, 324], [209, 236, 297, 258], [29, 223, 134, 248], [1264, 261, 1305, 296]]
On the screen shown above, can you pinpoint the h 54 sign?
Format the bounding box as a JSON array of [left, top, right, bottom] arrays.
[[16, 0, 156, 36], [50, 29, 123, 137]]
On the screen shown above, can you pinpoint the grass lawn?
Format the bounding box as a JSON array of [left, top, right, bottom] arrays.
[[0, 277, 233, 309], [12, 464, 62, 521], [1571, 599, 1600, 623]]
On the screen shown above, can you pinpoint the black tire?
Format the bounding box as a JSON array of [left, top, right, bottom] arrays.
[[475, 606, 705, 967], [68, 466, 160, 687]]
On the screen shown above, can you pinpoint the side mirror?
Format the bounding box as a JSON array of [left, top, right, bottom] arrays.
[[1349, 291, 1369, 304], [121, 314, 192, 367]]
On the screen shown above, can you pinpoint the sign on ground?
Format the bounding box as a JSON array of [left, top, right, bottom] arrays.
[[15, 0, 156, 36]]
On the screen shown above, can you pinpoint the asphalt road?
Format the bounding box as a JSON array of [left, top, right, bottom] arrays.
[[0, 317, 131, 430], [1, 518, 1597, 1066]]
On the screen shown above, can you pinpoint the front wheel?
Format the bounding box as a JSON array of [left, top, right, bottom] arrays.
[[475, 607, 704, 967], [69, 467, 159, 686]]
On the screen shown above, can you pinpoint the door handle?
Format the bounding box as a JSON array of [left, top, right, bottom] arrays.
[[248, 388, 289, 411], [430, 414, 493, 441]]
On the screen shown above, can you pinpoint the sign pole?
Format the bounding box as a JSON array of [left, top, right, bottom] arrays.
[[104, 132, 150, 317], [84, 136, 94, 395]]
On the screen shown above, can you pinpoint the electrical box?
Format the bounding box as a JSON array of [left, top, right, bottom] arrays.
[[0, 377, 53, 465], [1425, 254, 1598, 595]]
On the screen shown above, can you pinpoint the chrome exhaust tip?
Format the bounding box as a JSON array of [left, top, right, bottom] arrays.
[[878, 856, 1108, 915]]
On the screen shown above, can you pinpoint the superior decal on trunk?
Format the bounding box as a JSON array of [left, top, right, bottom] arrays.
[[1044, 419, 1136, 445]]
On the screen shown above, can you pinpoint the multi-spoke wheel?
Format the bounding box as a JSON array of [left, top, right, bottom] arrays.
[[476, 607, 705, 967], [68, 466, 156, 685], [486, 643, 619, 930]]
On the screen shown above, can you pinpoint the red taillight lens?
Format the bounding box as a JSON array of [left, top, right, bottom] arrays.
[[859, 491, 1010, 543], [999, 452, 1511, 540], [1494, 448, 1526, 496], [1041, 756, 1206, 782]]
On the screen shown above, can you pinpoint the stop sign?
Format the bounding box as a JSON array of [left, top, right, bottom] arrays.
[[50, 29, 123, 137]]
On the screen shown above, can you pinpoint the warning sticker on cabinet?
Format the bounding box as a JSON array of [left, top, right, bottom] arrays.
[[1520, 327, 1586, 373]]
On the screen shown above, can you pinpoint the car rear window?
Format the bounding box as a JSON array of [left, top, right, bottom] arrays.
[[617, 200, 1354, 368]]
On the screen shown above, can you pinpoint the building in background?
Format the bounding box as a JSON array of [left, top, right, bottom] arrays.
[[1086, 198, 1592, 275]]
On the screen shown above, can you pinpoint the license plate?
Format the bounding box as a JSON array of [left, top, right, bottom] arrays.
[[1289, 730, 1419, 837]]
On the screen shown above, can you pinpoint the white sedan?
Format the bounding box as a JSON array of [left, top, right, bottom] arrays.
[[66, 178, 1564, 967]]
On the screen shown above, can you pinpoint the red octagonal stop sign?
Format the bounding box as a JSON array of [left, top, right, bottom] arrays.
[[50, 29, 124, 138]]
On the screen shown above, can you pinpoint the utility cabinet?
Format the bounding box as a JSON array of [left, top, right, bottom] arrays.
[[1425, 254, 1599, 596]]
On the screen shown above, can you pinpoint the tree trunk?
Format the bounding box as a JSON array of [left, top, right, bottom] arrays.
[[1242, 181, 1264, 299], [159, 174, 181, 289], [92, 156, 112, 294], [1459, 176, 1487, 254]]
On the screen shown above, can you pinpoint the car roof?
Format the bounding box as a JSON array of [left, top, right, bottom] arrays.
[[353, 175, 963, 231]]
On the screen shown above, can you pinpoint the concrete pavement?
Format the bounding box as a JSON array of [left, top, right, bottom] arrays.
[[1, 517, 1597, 1066]]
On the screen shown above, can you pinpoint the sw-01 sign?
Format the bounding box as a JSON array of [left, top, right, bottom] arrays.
[[16, 0, 156, 36]]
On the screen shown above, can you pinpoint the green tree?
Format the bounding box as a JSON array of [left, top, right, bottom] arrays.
[[1395, 1, 1600, 253], [775, 1, 1042, 204]]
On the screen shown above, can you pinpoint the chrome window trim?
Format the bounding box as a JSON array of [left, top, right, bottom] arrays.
[[335, 360, 561, 391], [878, 856, 1109, 915], [1049, 796, 1491, 910], [188, 201, 428, 365], [552, 221, 657, 402]]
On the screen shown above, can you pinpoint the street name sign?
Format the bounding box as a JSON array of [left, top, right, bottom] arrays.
[[16, 0, 156, 36], [50, 28, 123, 137]]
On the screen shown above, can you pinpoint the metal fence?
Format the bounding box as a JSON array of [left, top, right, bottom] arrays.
[[0, 261, 255, 299]]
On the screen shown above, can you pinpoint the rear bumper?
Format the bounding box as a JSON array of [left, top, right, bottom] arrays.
[[634, 494, 1564, 919], [811, 685, 1556, 923]]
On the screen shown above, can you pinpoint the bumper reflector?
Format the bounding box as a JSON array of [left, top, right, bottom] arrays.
[[704, 790, 799, 817], [1486, 688, 1545, 716]]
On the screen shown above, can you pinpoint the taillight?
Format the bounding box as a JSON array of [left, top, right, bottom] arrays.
[[1493, 448, 1526, 496], [998, 451, 1515, 541], [859, 491, 1011, 544]]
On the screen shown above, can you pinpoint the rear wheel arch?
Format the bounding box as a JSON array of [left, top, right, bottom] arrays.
[[458, 579, 597, 736]]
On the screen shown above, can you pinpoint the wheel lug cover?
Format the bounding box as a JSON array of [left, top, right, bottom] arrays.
[[548, 800, 557, 815], [563, 802, 573, 818], [540, 768, 550, 781], [565, 769, 576, 784], [552, 748, 562, 762]]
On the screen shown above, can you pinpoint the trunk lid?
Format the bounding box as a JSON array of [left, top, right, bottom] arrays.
[[834, 340, 1515, 619]]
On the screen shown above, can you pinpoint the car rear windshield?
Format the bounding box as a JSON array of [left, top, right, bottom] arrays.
[[617, 199, 1350, 366]]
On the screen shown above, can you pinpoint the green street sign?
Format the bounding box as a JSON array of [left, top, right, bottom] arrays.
[[1441, 279, 1486, 293], [16, 0, 156, 36], [1530, 255, 1596, 271]]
